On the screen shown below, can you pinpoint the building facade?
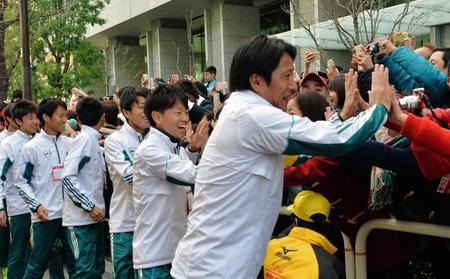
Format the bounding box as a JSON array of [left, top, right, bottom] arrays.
[[86, 0, 450, 94]]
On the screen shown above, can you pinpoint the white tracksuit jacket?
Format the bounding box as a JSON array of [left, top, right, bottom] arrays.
[[104, 122, 144, 233], [62, 125, 106, 227], [0, 129, 14, 204], [171, 90, 388, 279], [0, 130, 33, 216], [15, 130, 72, 223], [132, 128, 198, 269]]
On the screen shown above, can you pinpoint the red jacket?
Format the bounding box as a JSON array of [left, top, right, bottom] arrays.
[[402, 113, 450, 159], [384, 111, 450, 181]]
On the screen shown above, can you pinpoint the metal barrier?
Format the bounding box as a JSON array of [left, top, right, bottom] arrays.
[[354, 218, 450, 279], [279, 206, 291, 216], [342, 232, 355, 279]]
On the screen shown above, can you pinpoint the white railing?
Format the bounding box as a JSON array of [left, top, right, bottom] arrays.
[[342, 232, 355, 279], [354, 218, 450, 279]]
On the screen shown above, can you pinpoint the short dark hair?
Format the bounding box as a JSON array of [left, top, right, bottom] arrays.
[[12, 100, 37, 123], [144, 85, 188, 127], [3, 104, 12, 118], [119, 87, 147, 112], [102, 100, 119, 127], [12, 89, 23, 100], [37, 98, 67, 124], [76, 96, 104, 126], [433, 48, 450, 69], [295, 90, 328, 122], [229, 34, 296, 92], [327, 76, 346, 109], [204, 66, 216, 76], [141, 87, 151, 96], [194, 81, 208, 99], [67, 109, 77, 120], [2, 104, 13, 126], [176, 80, 200, 100]]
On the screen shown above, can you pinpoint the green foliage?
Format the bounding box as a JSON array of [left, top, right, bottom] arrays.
[[2, 0, 21, 100], [5, 0, 108, 100]]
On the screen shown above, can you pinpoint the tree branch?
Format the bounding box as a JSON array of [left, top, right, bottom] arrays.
[[0, 1, 78, 28], [6, 48, 20, 76], [390, 0, 412, 34]]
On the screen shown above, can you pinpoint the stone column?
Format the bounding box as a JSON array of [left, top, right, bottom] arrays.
[[147, 19, 190, 80], [204, 0, 259, 82], [204, 8, 214, 68], [431, 24, 450, 47], [104, 37, 146, 90], [145, 31, 154, 79]]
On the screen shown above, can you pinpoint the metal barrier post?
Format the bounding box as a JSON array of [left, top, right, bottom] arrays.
[[342, 232, 355, 279], [354, 218, 450, 279]]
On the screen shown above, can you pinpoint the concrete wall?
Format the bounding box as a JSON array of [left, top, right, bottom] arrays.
[[159, 27, 190, 79], [323, 49, 352, 70], [222, 4, 260, 81], [204, 9, 214, 67], [431, 23, 450, 47], [113, 44, 147, 88], [290, 0, 318, 29], [86, 0, 171, 38], [104, 40, 146, 91], [146, 19, 190, 80], [295, 48, 352, 74], [145, 31, 153, 80], [208, 3, 223, 77], [204, 2, 260, 81], [104, 45, 116, 94]]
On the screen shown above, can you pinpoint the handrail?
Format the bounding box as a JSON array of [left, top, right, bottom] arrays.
[[354, 218, 450, 279], [342, 232, 355, 279]]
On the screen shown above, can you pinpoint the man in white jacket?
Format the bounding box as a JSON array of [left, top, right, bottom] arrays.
[[0, 104, 18, 276], [104, 87, 149, 278], [171, 35, 393, 278], [62, 97, 106, 278], [133, 85, 208, 278], [16, 98, 73, 278], [0, 101, 39, 279]]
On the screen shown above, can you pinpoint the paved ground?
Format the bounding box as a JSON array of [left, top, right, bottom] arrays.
[[43, 260, 113, 278]]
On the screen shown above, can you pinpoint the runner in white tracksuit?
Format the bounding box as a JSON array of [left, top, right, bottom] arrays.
[[16, 130, 72, 222], [16, 128, 72, 278], [105, 122, 143, 232], [132, 84, 209, 279], [62, 125, 106, 226], [105, 121, 145, 277], [0, 125, 14, 273], [0, 128, 14, 207], [0, 104, 19, 274], [0, 130, 33, 218], [132, 127, 198, 270], [0, 121, 37, 279], [62, 123, 106, 278]]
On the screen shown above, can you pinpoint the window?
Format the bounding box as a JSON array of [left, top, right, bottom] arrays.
[[260, 0, 290, 35]]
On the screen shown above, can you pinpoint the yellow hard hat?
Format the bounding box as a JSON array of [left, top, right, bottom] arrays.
[[287, 190, 330, 222], [284, 155, 299, 167]]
